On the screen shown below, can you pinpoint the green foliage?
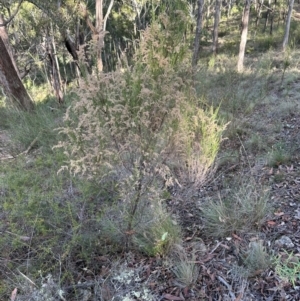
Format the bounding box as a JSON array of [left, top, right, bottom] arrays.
[[24, 81, 51, 103], [267, 143, 291, 167], [232, 239, 274, 283], [245, 133, 267, 153], [0, 151, 107, 292], [178, 105, 226, 187], [1, 99, 65, 154], [289, 20, 300, 46], [254, 35, 276, 52], [273, 251, 300, 287], [133, 201, 181, 256], [201, 180, 271, 238], [92, 180, 181, 255]]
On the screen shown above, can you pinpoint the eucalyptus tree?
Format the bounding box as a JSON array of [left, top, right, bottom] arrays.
[[212, 0, 221, 55], [237, 0, 251, 72], [255, 0, 264, 28], [77, 0, 114, 72], [0, 3, 34, 110], [192, 0, 204, 66], [0, 0, 74, 103], [282, 0, 294, 50]]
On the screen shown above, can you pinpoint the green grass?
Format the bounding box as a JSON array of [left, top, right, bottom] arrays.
[[267, 143, 292, 168], [0, 100, 63, 153], [0, 100, 106, 298], [273, 251, 300, 287]]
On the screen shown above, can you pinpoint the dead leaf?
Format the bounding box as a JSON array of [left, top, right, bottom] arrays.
[[201, 253, 215, 263], [235, 292, 244, 301], [232, 233, 242, 241], [10, 288, 17, 301], [183, 287, 189, 297], [162, 293, 184, 300], [249, 236, 259, 241], [220, 243, 230, 250], [274, 212, 284, 216]]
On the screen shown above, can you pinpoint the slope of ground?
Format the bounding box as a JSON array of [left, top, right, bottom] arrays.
[[2, 10, 300, 300]]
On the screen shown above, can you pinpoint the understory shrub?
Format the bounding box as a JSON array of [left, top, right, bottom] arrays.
[[56, 15, 226, 249]]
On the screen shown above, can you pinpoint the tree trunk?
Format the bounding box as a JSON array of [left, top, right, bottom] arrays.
[[94, 0, 114, 72], [0, 15, 34, 111], [282, 0, 295, 50], [263, 0, 271, 32], [46, 26, 64, 103], [192, 0, 204, 67], [212, 0, 221, 55], [237, 0, 251, 72], [255, 0, 264, 27], [269, 10, 274, 35], [206, 0, 213, 29], [227, 0, 233, 19], [95, 0, 104, 72]]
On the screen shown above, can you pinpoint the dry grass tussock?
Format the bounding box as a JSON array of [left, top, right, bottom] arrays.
[[201, 179, 271, 238], [170, 244, 200, 287]]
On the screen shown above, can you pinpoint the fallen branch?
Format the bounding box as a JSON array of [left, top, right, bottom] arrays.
[[0, 154, 14, 160], [19, 135, 39, 156], [0, 133, 41, 160], [63, 281, 96, 292], [217, 275, 236, 300], [17, 269, 37, 287]]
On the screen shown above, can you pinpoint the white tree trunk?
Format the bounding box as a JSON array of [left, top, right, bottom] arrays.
[[95, 0, 114, 72], [282, 0, 295, 50], [237, 0, 251, 72]]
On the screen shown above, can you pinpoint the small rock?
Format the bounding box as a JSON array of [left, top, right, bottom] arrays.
[[275, 235, 294, 249]]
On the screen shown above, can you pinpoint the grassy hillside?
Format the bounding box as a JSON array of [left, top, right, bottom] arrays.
[[1, 6, 300, 301]]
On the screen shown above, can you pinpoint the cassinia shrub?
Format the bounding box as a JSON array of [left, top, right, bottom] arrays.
[[56, 14, 226, 247]]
